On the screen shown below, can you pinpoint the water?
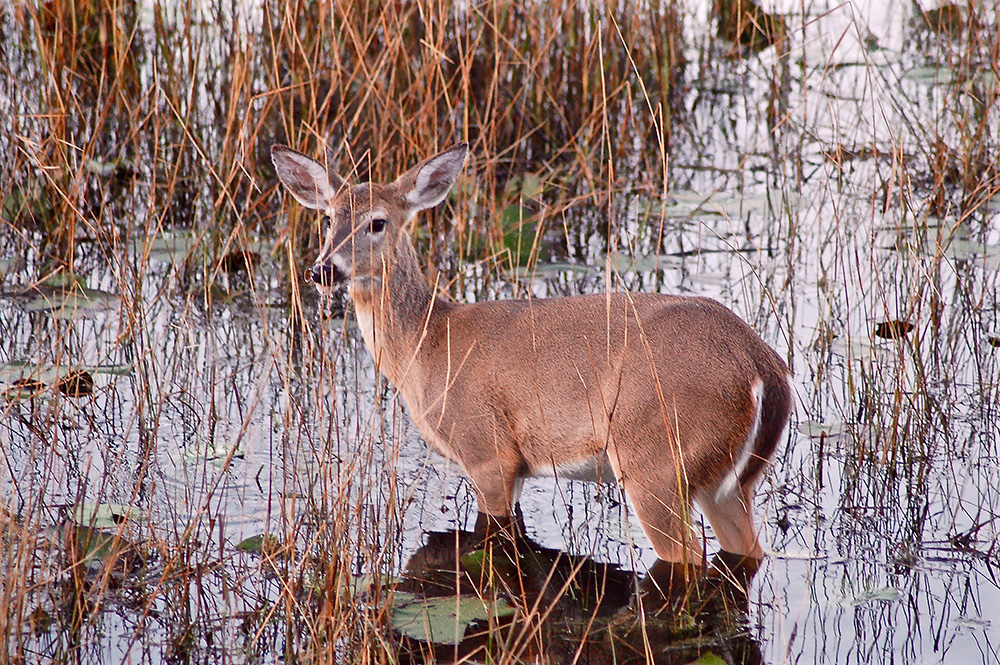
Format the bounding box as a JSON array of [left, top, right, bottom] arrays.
[[1, 0, 998, 662]]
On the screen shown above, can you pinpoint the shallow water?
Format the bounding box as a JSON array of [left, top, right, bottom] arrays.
[[1, 0, 999, 663]]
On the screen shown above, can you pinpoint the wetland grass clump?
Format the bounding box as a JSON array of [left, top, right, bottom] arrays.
[[2, 0, 1000, 663]]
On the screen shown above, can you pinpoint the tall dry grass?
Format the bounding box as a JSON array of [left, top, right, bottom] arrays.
[[1, 0, 999, 663]]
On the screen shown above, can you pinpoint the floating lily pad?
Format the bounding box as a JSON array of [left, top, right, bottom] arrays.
[[651, 189, 799, 219], [85, 159, 119, 177], [955, 616, 992, 630], [217, 249, 261, 273], [0, 256, 25, 281], [874, 320, 914, 340], [4, 378, 46, 400], [829, 336, 874, 360], [64, 524, 133, 565], [686, 652, 727, 665], [603, 253, 678, 275], [507, 262, 598, 281], [71, 502, 143, 529], [23, 285, 121, 319], [237, 534, 283, 555], [904, 66, 956, 85], [496, 204, 541, 268], [0, 362, 131, 400], [56, 370, 94, 396], [842, 586, 902, 606], [391, 593, 516, 645], [940, 239, 1000, 268], [84, 157, 138, 180], [138, 231, 205, 265], [798, 420, 849, 439], [772, 548, 828, 561]]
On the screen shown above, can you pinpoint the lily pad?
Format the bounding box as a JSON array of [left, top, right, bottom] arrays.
[[507, 262, 598, 281], [603, 253, 677, 275], [391, 593, 516, 645], [5, 377, 46, 399], [798, 420, 849, 439], [237, 534, 283, 556], [955, 616, 991, 630], [842, 586, 902, 606], [874, 320, 914, 340], [0, 362, 133, 386], [0, 256, 25, 281], [686, 652, 727, 665], [138, 231, 205, 265], [772, 548, 828, 561], [56, 370, 94, 396], [64, 524, 134, 566], [217, 250, 260, 273], [496, 204, 541, 268], [651, 189, 800, 219], [71, 502, 143, 529], [23, 285, 121, 319], [1, 362, 131, 399]]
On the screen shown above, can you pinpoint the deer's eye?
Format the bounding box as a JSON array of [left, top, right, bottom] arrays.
[[370, 218, 387, 234]]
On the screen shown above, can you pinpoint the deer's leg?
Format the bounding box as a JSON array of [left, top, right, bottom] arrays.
[[467, 470, 520, 517], [695, 484, 764, 560], [463, 439, 524, 517], [467, 463, 524, 544], [609, 455, 703, 565]]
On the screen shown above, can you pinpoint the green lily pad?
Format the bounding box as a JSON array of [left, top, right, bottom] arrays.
[[497, 204, 541, 268], [686, 652, 727, 665], [602, 253, 677, 275], [71, 502, 143, 529], [65, 524, 133, 565], [237, 534, 282, 555], [391, 593, 516, 645], [1, 184, 54, 225]]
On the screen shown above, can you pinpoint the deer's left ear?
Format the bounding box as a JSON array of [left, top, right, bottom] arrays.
[[397, 143, 468, 212]]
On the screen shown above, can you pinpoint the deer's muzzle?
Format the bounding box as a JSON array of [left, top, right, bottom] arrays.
[[305, 262, 345, 287]]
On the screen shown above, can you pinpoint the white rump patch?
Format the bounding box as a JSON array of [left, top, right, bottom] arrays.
[[714, 378, 765, 502]]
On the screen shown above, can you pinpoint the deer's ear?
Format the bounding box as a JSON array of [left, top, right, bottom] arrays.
[[397, 143, 468, 212], [271, 145, 345, 210]]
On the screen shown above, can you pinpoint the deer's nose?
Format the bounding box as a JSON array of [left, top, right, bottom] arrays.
[[305, 262, 344, 286]]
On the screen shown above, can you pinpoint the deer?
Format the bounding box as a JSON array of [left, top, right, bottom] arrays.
[[271, 141, 792, 575]]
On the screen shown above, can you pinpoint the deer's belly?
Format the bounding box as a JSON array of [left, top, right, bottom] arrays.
[[526, 452, 616, 484]]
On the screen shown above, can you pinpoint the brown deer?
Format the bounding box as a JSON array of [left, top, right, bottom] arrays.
[[271, 142, 792, 568]]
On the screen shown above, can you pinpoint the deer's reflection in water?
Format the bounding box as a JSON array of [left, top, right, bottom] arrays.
[[395, 518, 765, 665]]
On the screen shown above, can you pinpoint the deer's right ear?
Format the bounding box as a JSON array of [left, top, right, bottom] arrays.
[[270, 144, 344, 210]]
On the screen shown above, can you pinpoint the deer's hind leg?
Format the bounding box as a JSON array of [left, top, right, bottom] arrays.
[[694, 481, 763, 560]]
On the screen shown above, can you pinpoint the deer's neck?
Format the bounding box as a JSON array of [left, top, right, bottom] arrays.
[[349, 237, 444, 386]]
